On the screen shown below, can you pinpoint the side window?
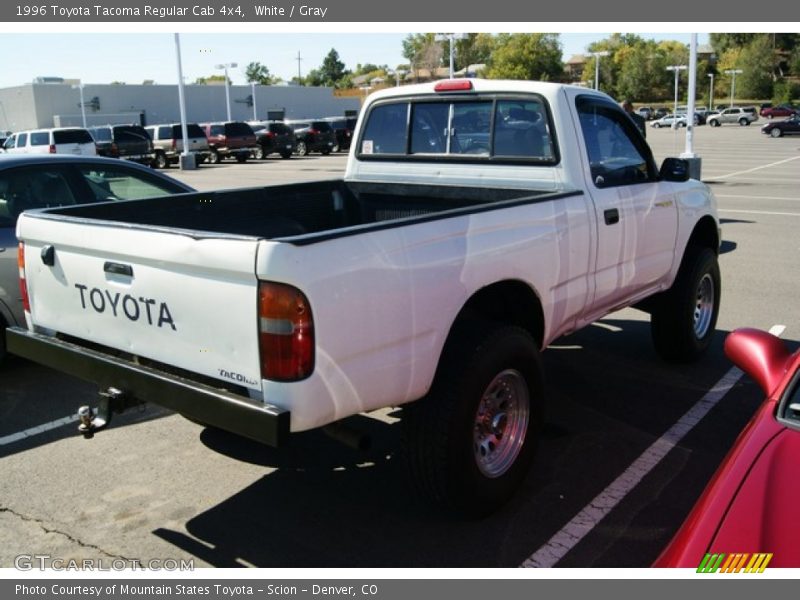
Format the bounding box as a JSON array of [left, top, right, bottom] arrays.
[[30, 132, 49, 147], [78, 167, 184, 201], [209, 125, 224, 136], [0, 167, 76, 223], [18, 133, 28, 147], [360, 103, 408, 154], [158, 126, 171, 139], [577, 98, 653, 188]]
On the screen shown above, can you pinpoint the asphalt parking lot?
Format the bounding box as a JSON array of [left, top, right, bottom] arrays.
[[1, 122, 798, 569]]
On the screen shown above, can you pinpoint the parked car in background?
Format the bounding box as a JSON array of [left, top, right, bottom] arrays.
[[89, 124, 154, 165], [285, 119, 336, 156], [0, 154, 193, 360], [761, 114, 800, 138], [145, 123, 210, 168], [323, 116, 358, 152], [201, 121, 258, 163], [651, 113, 688, 128], [653, 107, 670, 120], [760, 104, 798, 119], [635, 106, 654, 120], [707, 107, 758, 127], [655, 328, 800, 568], [249, 121, 295, 159], [2, 128, 97, 156]]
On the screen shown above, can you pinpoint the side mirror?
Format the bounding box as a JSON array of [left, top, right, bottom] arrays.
[[724, 328, 793, 397], [659, 157, 690, 182]]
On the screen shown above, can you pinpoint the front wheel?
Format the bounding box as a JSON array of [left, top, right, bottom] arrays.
[[153, 151, 169, 169], [254, 146, 267, 160], [651, 246, 721, 362], [210, 148, 221, 164], [402, 324, 544, 517], [296, 141, 308, 156], [770, 128, 783, 138], [739, 118, 748, 126]]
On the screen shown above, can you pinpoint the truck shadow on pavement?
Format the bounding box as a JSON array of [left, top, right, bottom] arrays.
[[152, 317, 764, 568]]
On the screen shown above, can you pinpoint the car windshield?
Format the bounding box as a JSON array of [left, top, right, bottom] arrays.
[[114, 126, 150, 142], [90, 128, 112, 142], [311, 122, 333, 132]]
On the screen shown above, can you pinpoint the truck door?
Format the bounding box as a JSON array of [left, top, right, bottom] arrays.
[[574, 96, 678, 316]]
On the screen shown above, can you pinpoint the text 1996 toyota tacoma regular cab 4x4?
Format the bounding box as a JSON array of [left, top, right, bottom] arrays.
[[7, 80, 720, 516]]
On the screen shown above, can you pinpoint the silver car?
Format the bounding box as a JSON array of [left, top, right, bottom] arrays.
[[0, 154, 193, 360]]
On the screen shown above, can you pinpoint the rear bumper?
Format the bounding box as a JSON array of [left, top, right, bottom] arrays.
[[6, 327, 290, 447]]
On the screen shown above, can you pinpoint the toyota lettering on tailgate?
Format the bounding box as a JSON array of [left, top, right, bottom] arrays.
[[74, 284, 177, 331]]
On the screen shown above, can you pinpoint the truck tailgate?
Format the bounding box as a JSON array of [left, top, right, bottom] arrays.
[[20, 214, 263, 390]]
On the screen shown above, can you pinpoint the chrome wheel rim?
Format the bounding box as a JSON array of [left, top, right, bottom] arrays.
[[694, 273, 715, 339], [473, 369, 529, 478]]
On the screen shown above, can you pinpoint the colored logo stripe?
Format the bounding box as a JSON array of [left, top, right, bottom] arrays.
[[697, 553, 773, 573]]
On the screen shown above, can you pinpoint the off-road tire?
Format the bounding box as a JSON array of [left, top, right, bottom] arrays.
[[651, 246, 721, 362], [402, 323, 544, 517]]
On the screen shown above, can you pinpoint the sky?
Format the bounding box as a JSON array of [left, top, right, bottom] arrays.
[[0, 32, 711, 88]]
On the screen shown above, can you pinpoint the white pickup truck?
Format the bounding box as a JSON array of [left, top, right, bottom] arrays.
[[7, 80, 720, 515]]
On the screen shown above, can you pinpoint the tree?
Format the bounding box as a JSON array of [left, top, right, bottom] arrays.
[[484, 33, 562, 82], [454, 33, 495, 70], [194, 74, 228, 85], [737, 35, 776, 99], [402, 33, 442, 78], [245, 61, 279, 85], [319, 48, 348, 87]]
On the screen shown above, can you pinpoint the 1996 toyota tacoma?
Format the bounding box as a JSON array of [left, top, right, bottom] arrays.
[[7, 80, 720, 515]]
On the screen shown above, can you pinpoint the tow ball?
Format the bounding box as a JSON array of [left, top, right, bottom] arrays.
[[77, 387, 138, 438]]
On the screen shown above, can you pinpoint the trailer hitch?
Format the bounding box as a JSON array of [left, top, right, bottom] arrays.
[[77, 387, 142, 438]]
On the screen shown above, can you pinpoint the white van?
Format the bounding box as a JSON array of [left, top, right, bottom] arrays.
[[2, 128, 97, 156]]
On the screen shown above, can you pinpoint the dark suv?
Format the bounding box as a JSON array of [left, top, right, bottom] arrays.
[[89, 125, 155, 165], [250, 121, 296, 159], [285, 120, 336, 156], [201, 122, 258, 163], [324, 116, 358, 152]]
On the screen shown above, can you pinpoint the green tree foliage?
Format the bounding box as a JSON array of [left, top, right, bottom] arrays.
[[319, 48, 349, 87], [737, 35, 776, 99], [244, 62, 280, 85], [193, 74, 228, 85], [484, 33, 562, 81], [710, 34, 760, 56]]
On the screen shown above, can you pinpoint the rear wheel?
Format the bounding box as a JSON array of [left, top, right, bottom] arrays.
[[402, 324, 544, 517], [255, 145, 267, 160], [739, 118, 748, 126], [210, 148, 221, 164], [296, 141, 308, 156], [154, 151, 169, 169], [651, 246, 721, 362]]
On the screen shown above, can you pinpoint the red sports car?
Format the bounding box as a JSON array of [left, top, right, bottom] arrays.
[[654, 328, 800, 568]]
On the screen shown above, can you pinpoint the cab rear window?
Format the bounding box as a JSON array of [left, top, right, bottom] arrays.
[[359, 96, 557, 163]]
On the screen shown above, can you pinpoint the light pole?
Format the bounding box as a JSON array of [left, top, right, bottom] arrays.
[[72, 81, 87, 127], [708, 73, 714, 110], [590, 51, 610, 91], [435, 33, 467, 78], [666, 65, 687, 123], [250, 81, 258, 121], [724, 69, 743, 107], [173, 34, 195, 170], [215, 62, 237, 121]]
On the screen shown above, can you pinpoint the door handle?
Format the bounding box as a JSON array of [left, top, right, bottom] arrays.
[[604, 208, 620, 225]]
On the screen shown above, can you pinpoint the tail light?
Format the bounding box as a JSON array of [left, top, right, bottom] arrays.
[[266, 131, 275, 138], [18, 242, 30, 313], [49, 144, 56, 154], [111, 142, 119, 157], [258, 282, 314, 381], [171, 138, 177, 150], [308, 129, 319, 135]]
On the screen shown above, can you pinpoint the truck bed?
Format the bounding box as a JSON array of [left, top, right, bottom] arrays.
[[36, 179, 569, 244]]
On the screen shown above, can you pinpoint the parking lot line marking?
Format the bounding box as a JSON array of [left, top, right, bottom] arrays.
[[0, 415, 77, 446], [718, 209, 800, 218], [707, 156, 800, 181], [520, 324, 785, 568]]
